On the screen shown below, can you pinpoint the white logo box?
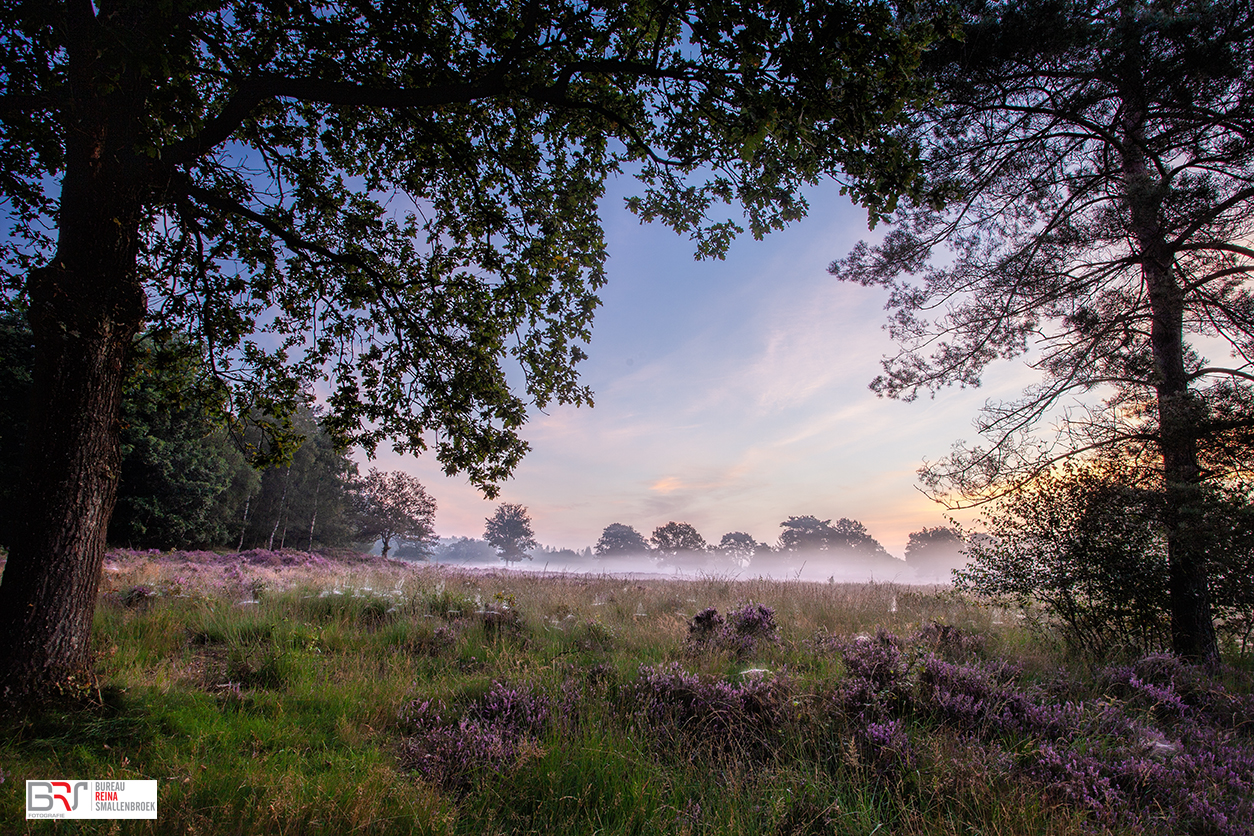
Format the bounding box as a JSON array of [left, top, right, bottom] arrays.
[[26, 780, 158, 819]]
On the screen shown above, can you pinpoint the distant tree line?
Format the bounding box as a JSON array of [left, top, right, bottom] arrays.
[[587, 515, 966, 575], [0, 314, 436, 555]]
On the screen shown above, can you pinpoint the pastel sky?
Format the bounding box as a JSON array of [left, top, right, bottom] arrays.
[[364, 176, 1044, 559]]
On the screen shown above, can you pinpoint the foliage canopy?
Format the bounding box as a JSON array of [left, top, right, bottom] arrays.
[[650, 521, 708, 564], [777, 515, 889, 557], [2, 0, 943, 490]]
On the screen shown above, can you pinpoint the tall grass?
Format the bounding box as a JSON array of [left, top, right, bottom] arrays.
[[1, 549, 1250, 835]]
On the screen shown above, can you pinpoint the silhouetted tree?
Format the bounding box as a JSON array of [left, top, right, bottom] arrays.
[[485, 503, 538, 564], [778, 516, 836, 552], [595, 523, 650, 556], [651, 521, 708, 567], [904, 525, 966, 579], [778, 515, 889, 557], [351, 468, 437, 559], [831, 0, 1254, 663], [717, 531, 768, 565]]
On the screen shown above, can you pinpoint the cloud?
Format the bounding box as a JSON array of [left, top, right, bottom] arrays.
[[650, 476, 684, 493]]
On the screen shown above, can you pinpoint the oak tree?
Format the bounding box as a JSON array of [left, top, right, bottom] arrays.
[[716, 530, 767, 564], [903, 525, 965, 578], [352, 468, 438, 559], [0, 0, 941, 699], [778, 515, 889, 557]]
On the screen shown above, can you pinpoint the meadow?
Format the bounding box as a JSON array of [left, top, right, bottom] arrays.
[[1, 548, 1251, 835]]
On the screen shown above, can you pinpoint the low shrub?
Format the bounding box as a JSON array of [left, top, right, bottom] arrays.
[[685, 601, 779, 658]]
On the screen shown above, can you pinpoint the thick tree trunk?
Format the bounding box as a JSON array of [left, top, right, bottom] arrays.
[[1119, 19, 1219, 665], [1147, 261, 1218, 664], [0, 3, 150, 700], [0, 241, 145, 701]]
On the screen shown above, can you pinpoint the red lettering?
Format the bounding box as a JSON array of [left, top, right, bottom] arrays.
[[51, 782, 72, 811]]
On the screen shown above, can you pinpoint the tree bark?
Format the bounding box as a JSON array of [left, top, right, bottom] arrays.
[[0, 182, 146, 701], [0, 3, 150, 701], [307, 477, 321, 552], [238, 494, 252, 553], [1118, 10, 1219, 666], [268, 467, 291, 552]]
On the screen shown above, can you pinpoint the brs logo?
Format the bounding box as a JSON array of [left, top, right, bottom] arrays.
[[27, 781, 89, 813]]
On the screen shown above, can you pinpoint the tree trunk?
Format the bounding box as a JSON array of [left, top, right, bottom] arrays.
[[308, 477, 322, 551], [0, 181, 146, 700], [268, 467, 291, 552], [1118, 14, 1218, 665], [0, 4, 152, 701], [238, 494, 252, 553]]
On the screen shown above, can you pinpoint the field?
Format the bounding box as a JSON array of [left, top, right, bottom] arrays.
[[2, 548, 1252, 835]]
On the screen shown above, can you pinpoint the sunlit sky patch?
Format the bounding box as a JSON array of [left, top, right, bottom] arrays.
[[365, 176, 1049, 558]]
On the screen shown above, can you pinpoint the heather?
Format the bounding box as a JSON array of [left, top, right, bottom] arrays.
[[1, 549, 1251, 835]]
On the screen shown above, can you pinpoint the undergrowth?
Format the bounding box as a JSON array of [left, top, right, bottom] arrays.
[[1, 549, 1250, 834]]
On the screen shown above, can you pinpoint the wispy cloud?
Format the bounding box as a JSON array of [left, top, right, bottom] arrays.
[[650, 476, 684, 493]]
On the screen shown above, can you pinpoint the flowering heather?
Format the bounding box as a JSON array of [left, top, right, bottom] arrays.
[[858, 719, 914, 779], [831, 629, 1254, 834], [684, 601, 779, 658], [632, 662, 790, 756], [1097, 653, 1254, 733], [400, 682, 552, 793], [474, 681, 552, 738], [687, 607, 724, 644], [826, 630, 915, 723], [1030, 729, 1254, 835], [917, 656, 1035, 735], [838, 630, 908, 690], [399, 701, 512, 794]]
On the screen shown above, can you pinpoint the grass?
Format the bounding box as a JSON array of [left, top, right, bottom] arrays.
[[1, 548, 1250, 835]]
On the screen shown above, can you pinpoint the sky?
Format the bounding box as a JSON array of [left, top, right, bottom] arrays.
[[364, 175, 1044, 560]]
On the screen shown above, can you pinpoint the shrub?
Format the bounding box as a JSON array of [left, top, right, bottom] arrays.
[[630, 662, 791, 757], [685, 601, 779, 658], [957, 460, 1254, 656], [956, 461, 1171, 654], [399, 681, 552, 794]]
